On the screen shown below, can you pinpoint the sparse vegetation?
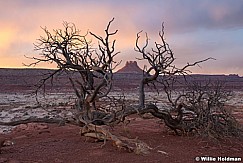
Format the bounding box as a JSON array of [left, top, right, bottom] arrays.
[[162, 78, 243, 139], [1, 19, 242, 155]]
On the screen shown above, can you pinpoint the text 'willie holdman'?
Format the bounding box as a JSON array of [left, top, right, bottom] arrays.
[[197, 156, 242, 162]]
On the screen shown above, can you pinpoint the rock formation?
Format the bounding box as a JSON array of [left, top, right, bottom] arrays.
[[116, 61, 143, 74]]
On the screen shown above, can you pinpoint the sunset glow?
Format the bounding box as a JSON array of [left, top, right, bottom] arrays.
[[0, 0, 243, 75], [0, 27, 15, 50]]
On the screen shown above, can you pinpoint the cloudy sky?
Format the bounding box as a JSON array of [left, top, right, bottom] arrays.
[[1, 0, 243, 75]]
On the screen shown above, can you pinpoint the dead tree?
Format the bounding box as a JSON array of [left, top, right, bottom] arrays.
[[134, 25, 242, 138], [25, 19, 154, 153], [170, 80, 243, 138], [27, 19, 121, 126], [1, 20, 241, 154], [135, 24, 213, 109], [134, 23, 215, 134]]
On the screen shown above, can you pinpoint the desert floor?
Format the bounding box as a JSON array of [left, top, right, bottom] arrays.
[[0, 90, 243, 163]]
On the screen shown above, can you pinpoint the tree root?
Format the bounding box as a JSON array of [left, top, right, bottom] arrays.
[[80, 123, 152, 155]]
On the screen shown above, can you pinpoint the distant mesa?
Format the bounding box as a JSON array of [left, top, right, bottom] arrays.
[[116, 61, 143, 74]]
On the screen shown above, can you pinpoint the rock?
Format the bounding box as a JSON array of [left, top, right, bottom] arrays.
[[116, 61, 143, 74], [3, 140, 14, 146], [14, 123, 49, 132]]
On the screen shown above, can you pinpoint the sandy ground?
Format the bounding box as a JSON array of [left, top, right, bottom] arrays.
[[0, 118, 243, 163], [0, 91, 243, 163]]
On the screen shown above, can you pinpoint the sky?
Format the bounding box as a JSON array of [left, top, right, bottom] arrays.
[[1, 0, 243, 75]]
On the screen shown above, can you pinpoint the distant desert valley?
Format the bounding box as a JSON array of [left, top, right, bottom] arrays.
[[1, 61, 243, 93]]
